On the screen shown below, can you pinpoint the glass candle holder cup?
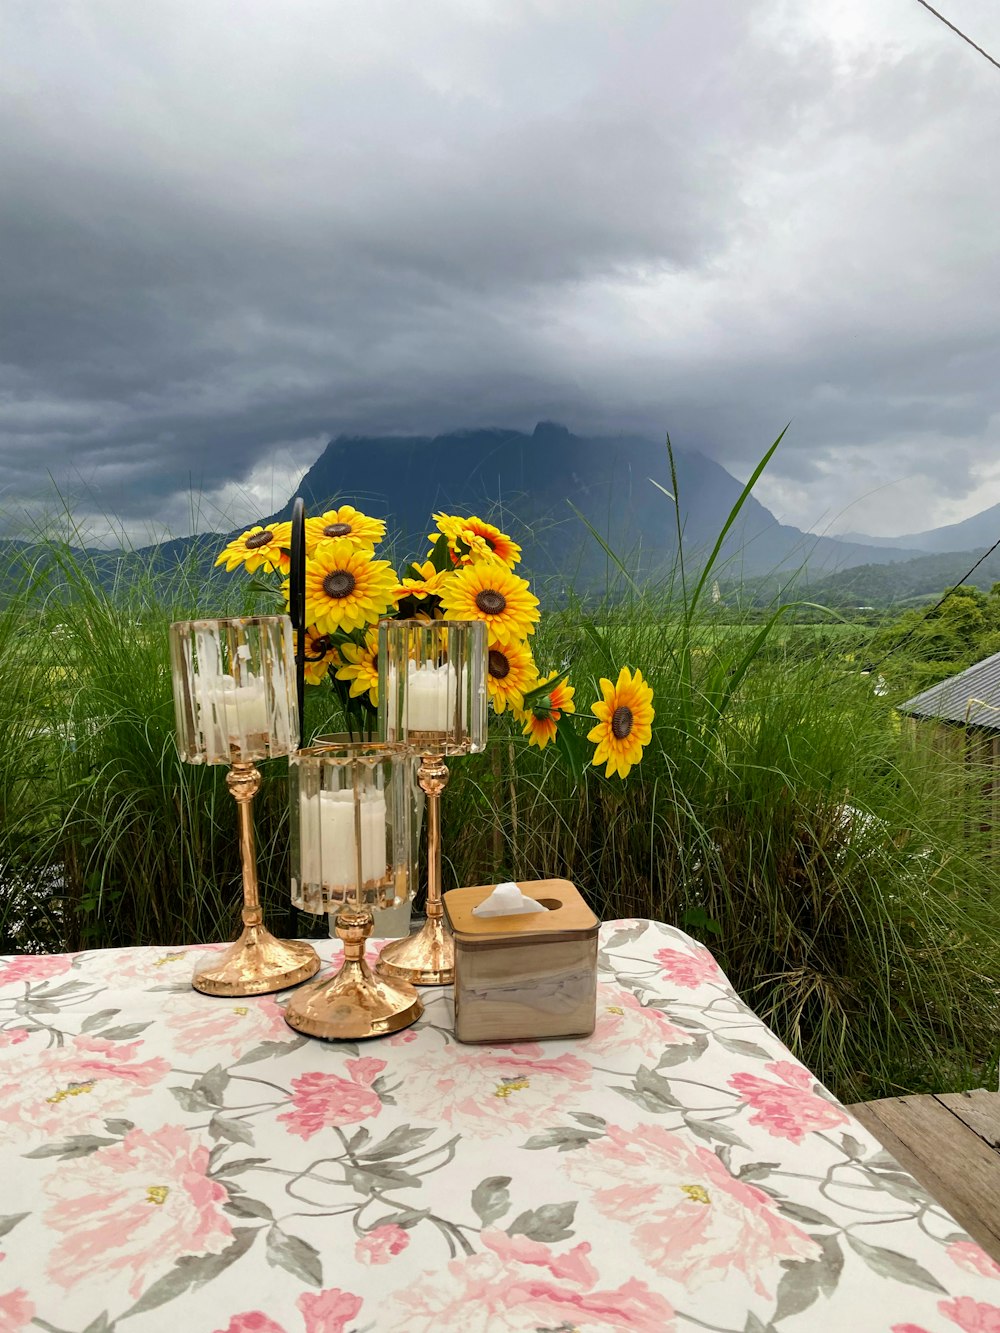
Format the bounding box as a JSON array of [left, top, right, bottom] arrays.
[[376, 619, 488, 986], [284, 743, 422, 1040], [169, 616, 319, 996]]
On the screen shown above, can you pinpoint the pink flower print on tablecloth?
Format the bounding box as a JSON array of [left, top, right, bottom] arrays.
[[43, 1124, 232, 1299], [587, 984, 697, 1062], [950, 1242, 1000, 1281], [401, 1044, 592, 1139], [356, 1223, 410, 1265], [0, 1028, 29, 1048], [278, 1058, 386, 1140], [0, 1035, 169, 1145], [567, 1121, 819, 1297], [165, 993, 291, 1060], [215, 1316, 287, 1333], [297, 1288, 363, 1332], [0, 953, 72, 988], [385, 1227, 674, 1332], [214, 1290, 363, 1333], [940, 1297, 1000, 1332], [728, 1060, 849, 1144], [653, 945, 724, 989], [0, 1288, 34, 1333]]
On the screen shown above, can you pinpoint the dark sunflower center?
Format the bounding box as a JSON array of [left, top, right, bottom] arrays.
[[476, 589, 507, 616], [488, 649, 510, 679], [323, 522, 352, 537], [323, 570, 356, 599], [245, 529, 273, 549], [309, 634, 334, 658], [611, 705, 634, 740]]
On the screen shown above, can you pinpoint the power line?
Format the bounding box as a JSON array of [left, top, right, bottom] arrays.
[[913, 0, 1000, 73]]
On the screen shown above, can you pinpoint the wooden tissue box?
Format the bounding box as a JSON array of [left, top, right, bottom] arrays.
[[443, 879, 598, 1044]]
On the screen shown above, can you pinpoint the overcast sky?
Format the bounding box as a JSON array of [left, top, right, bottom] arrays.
[[2, 0, 999, 545]]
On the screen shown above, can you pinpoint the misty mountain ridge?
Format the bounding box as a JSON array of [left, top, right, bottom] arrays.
[[841, 499, 1000, 556], [266, 422, 923, 587]]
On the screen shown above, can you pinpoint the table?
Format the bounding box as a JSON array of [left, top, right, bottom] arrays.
[[2, 920, 998, 1333]]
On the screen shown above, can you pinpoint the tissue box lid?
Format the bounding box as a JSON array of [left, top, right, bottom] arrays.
[[444, 879, 598, 947]]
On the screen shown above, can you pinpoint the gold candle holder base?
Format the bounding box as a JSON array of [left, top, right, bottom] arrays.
[[193, 925, 320, 998], [376, 912, 454, 987], [376, 753, 454, 987], [194, 760, 320, 998], [285, 908, 422, 1040]]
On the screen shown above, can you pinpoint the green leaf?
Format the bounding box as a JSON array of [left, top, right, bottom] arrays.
[[845, 1233, 946, 1292], [209, 1114, 255, 1146], [554, 717, 587, 785], [212, 1156, 268, 1178], [522, 1126, 602, 1153], [0, 1213, 29, 1240], [82, 1313, 115, 1333], [192, 1065, 230, 1108], [24, 1135, 115, 1159], [604, 923, 647, 950], [169, 1085, 218, 1114], [773, 1256, 825, 1324], [355, 1124, 436, 1161], [103, 1119, 134, 1136], [685, 1118, 748, 1148], [99, 1023, 151, 1041], [776, 1200, 834, 1227], [122, 1227, 258, 1319], [265, 1225, 322, 1288], [428, 533, 452, 573], [81, 1008, 120, 1033], [233, 1037, 307, 1066], [508, 1202, 577, 1243], [472, 1176, 512, 1226], [715, 1035, 771, 1059], [570, 1112, 606, 1130], [224, 1196, 274, 1221]]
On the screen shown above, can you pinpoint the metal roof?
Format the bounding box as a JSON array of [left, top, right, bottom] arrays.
[[900, 650, 1000, 730]]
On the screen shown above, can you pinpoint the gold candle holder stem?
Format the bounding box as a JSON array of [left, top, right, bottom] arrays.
[[284, 906, 422, 1040], [231, 762, 263, 927], [193, 760, 320, 998], [376, 753, 455, 987]]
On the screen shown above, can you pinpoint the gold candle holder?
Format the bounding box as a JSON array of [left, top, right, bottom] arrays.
[[170, 616, 320, 997], [374, 619, 488, 987], [284, 743, 422, 1040]]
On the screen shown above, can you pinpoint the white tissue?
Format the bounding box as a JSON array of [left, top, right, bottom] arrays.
[[472, 881, 550, 917]]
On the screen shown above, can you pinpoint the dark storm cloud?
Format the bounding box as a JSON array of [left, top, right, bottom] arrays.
[[1, 0, 998, 540]]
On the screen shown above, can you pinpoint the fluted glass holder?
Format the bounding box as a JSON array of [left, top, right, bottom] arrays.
[[375, 619, 488, 986], [284, 743, 422, 1040], [170, 616, 320, 997]]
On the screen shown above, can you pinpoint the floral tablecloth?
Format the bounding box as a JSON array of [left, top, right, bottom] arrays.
[[1, 920, 998, 1333]]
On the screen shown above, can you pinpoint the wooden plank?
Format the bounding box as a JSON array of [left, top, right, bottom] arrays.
[[935, 1091, 1000, 1149], [848, 1095, 1000, 1263]]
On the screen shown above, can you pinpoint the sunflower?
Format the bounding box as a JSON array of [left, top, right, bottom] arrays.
[[428, 513, 521, 568], [587, 667, 655, 779], [303, 538, 398, 636], [439, 558, 539, 644], [301, 626, 341, 686], [486, 637, 536, 714], [516, 670, 575, 748], [304, 505, 385, 553], [393, 560, 451, 603], [336, 627, 380, 705], [215, 521, 292, 575]]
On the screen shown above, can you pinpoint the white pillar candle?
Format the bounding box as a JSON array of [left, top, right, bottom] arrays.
[[195, 674, 270, 751], [406, 661, 458, 733], [300, 789, 389, 889]]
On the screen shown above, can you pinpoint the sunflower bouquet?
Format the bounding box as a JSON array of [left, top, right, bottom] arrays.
[[216, 505, 654, 775]]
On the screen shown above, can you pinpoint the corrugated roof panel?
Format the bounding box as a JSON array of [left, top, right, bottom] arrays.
[[900, 649, 1000, 730]]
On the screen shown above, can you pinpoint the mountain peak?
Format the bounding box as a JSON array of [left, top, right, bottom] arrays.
[[532, 420, 571, 439]]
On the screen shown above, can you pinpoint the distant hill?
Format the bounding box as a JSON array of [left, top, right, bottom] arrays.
[[841, 500, 1000, 555], [266, 423, 922, 591], [770, 547, 1000, 609]]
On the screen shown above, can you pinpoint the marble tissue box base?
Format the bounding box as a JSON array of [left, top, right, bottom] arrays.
[[442, 878, 598, 1044]]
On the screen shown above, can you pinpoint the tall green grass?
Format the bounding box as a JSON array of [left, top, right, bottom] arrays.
[[0, 495, 997, 1102]]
